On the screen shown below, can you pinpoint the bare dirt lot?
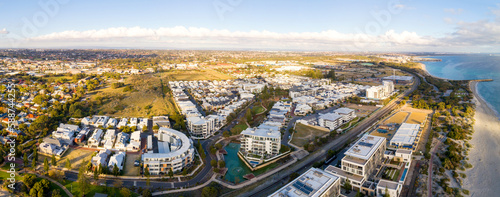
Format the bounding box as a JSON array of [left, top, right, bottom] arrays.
[[291, 123, 329, 147]]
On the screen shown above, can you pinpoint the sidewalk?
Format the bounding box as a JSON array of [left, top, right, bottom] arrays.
[[149, 174, 217, 196]]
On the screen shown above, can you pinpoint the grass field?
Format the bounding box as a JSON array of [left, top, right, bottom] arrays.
[[384, 112, 409, 125], [384, 167, 401, 182], [345, 104, 379, 117], [406, 112, 427, 124], [291, 123, 329, 147], [90, 70, 232, 118], [39, 148, 95, 170], [123, 154, 141, 176], [251, 105, 266, 115]]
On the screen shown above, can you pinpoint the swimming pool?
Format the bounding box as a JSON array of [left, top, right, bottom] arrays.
[[400, 168, 408, 182]]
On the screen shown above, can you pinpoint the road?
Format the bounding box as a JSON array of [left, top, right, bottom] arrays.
[[245, 75, 420, 197], [64, 99, 255, 190]]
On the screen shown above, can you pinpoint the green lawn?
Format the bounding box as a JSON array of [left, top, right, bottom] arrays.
[[291, 123, 329, 147], [230, 123, 248, 135], [0, 170, 21, 181], [251, 105, 266, 115]]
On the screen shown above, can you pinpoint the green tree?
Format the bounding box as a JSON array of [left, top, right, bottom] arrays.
[[65, 159, 71, 169], [211, 160, 217, 167], [119, 188, 131, 197], [142, 189, 152, 197], [343, 179, 352, 193], [78, 163, 91, 197], [94, 166, 99, 180], [23, 153, 28, 168], [43, 158, 49, 172], [23, 174, 37, 188], [51, 155, 57, 166], [51, 189, 62, 197], [218, 160, 225, 168], [144, 166, 150, 186], [384, 187, 390, 197], [168, 168, 174, 178], [32, 159, 37, 170], [201, 186, 218, 197], [245, 109, 252, 123], [113, 164, 120, 177]]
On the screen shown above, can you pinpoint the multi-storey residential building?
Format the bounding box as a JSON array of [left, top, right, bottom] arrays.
[[186, 116, 215, 139], [326, 135, 386, 190], [141, 128, 195, 175], [88, 129, 103, 148], [318, 108, 356, 131], [366, 80, 394, 99], [269, 167, 341, 197], [240, 127, 281, 156]]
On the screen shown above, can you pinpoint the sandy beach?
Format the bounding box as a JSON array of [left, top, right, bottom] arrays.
[[462, 81, 500, 196]]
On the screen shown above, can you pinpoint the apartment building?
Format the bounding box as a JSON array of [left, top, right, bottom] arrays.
[[326, 135, 386, 190], [318, 108, 356, 131], [142, 128, 195, 175], [269, 168, 341, 197], [366, 81, 394, 100], [240, 127, 281, 156]]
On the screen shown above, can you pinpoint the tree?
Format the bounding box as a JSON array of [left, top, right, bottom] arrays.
[[144, 166, 150, 186], [343, 179, 352, 193], [198, 140, 206, 159], [383, 187, 390, 197], [182, 168, 188, 176], [211, 160, 217, 167], [223, 131, 230, 138], [33, 148, 38, 162], [65, 159, 71, 169], [113, 164, 120, 177], [51, 155, 57, 166], [32, 159, 37, 170], [51, 189, 62, 197], [77, 164, 91, 197], [356, 190, 364, 197], [119, 188, 131, 197], [168, 168, 174, 178], [43, 158, 49, 172], [201, 186, 218, 197], [94, 166, 99, 180], [23, 174, 37, 189], [218, 160, 225, 168], [215, 143, 223, 150], [245, 109, 252, 123], [142, 189, 152, 197], [23, 153, 28, 168]]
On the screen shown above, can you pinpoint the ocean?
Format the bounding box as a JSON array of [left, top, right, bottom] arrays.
[[421, 54, 500, 118]]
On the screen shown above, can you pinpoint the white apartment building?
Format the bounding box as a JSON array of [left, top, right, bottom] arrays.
[[108, 151, 126, 171], [142, 128, 195, 175], [326, 135, 386, 190], [187, 116, 215, 139], [240, 127, 281, 156], [366, 80, 394, 100], [317, 108, 356, 131], [269, 168, 341, 197], [376, 180, 401, 197]]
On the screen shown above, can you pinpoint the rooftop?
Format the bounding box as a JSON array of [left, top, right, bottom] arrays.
[[241, 127, 281, 139], [344, 135, 385, 161], [269, 168, 340, 197]]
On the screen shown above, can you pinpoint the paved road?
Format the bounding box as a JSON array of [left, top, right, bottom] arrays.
[[64, 100, 255, 190], [245, 75, 420, 197]]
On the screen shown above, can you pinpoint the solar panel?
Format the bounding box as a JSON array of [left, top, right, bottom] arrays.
[[292, 181, 313, 195], [358, 142, 373, 147]]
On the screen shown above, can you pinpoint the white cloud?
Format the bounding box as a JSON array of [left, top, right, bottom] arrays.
[[0, 28, 8, 34], [444, 8, 464, 15], [29, 26, 435, 51]]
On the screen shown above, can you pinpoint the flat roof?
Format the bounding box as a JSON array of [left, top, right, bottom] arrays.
[[241, 127, 281, 139], [269, 168, 339, 197], [318, 113, 342, 121], [344, 135, 385, 161], [382, 76, 413, 81], [377, 179, 400, 190]]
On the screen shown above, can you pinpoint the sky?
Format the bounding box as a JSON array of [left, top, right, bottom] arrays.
[[0, 0, 499, 52]]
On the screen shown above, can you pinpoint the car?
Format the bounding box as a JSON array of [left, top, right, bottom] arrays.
[[134, 160, 140, 166]]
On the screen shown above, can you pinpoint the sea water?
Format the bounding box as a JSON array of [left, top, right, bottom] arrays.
[[422, 54, 500, 118]]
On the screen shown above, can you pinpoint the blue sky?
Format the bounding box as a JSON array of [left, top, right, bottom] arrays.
[[0, 0, 499, 52]]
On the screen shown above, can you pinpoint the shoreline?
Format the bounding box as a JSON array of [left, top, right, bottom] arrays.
[[462, 81, 500, 196], [417, 62, 449, 80], [417, 62, 500, 196]]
